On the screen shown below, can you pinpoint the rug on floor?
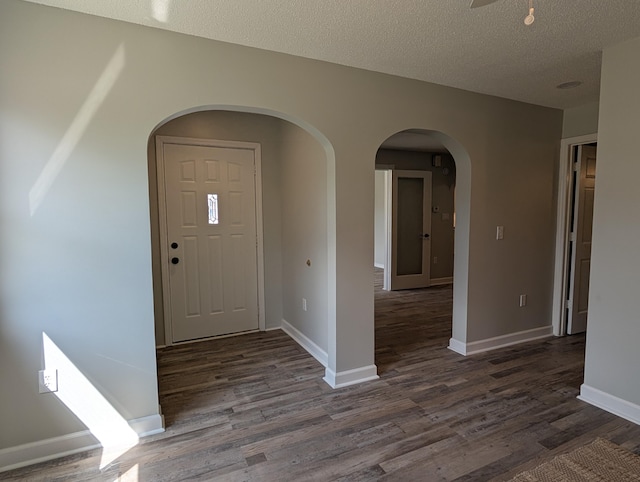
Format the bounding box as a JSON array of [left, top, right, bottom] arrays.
[[510, 437, 640, 481]]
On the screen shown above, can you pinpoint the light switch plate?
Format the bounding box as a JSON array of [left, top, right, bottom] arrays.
[[519, 294, 527, 307]]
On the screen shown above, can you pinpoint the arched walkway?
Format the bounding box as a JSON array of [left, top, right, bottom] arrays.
[[146, 106, 342, 385], [375, 128, 472, 351]]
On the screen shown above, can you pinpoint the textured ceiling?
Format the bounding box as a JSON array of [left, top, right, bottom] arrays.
[[22, 0, 640, 109]]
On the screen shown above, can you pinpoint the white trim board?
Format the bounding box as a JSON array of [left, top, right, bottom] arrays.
[[280, 319, 328, 367], [448, 326, 553, 356], [323, 365, 379, 389], [279, 321, 379, 389], [579, 384, 640, 426], [552, 133, 597, 336], [430, 276, 453, 286], [383, 169, 392, 291], [0, 414, 164, 473]]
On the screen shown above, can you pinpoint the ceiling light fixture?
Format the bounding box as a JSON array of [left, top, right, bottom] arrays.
[[469, 0, 539, 26], [524, 0, 535, 25]]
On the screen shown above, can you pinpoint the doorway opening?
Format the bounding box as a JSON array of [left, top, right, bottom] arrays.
[[374, 129, 458, 372], [147, 108, 334, 354], [552, 134, 598, 337]]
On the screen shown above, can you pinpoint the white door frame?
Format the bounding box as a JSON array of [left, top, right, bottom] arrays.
[[551, 133, 597, 336], [155, 135, 266, 345], [375, 165, 394, 291], [384, 169, 392, 291]]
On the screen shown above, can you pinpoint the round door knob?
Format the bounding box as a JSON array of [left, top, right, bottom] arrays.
[[171, 257, 180, 265], [423, 233, 430, 239], [171, 242, 179, 249]]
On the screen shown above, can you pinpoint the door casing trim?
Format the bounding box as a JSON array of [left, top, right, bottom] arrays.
[[155, 135, 265, 345], [551, 133, 597, 336]]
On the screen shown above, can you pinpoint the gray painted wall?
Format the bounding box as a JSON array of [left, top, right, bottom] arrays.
[[583, 35, 640, 408], [280, 123, 329, 351], [0, 0, 563, 455], [563, 101, 600, 138]]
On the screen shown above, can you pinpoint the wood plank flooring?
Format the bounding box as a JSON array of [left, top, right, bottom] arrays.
[[4, 271, 640, 481]]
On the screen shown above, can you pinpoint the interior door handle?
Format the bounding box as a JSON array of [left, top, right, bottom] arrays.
[[171, 257, 180, 265], [422, 233, 430, 239]]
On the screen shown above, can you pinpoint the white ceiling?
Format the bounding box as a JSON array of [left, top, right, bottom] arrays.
[[23, 0, 640, 110]]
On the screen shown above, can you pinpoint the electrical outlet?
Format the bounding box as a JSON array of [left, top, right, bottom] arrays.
[[433, 256, 438, 264], [39, 369, 58, 393], [496, 226, 504, 240], [519, 294, 527, 307], [302, 298, 307, 311]]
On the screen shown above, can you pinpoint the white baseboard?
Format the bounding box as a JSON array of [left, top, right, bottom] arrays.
[[323, 365, 379, 389], [579, 384, 640, 426], [280, 320, 379, 389], [430, 276, 453, 286], [448, 325, 553, 356], [128, 414, 165, 438], [0, 414, 164, 473], [280, 318, 328, 367], [448, 337, 467, 355]]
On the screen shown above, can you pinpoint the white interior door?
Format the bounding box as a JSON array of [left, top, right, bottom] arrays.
[[390, 170, 432, 290], [567, 144, 597, 335], [158, 137, 260, 343]]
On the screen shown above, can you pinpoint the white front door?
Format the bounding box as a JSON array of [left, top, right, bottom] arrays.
[[567, 144, 597, 335], [157, 136, 260, 343], [390, 170, 432, 290]]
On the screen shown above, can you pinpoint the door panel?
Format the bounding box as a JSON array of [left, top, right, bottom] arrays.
[[567, 144, 596, 335], [396, 177, 425, 276], [207, 235, 224, 314], [183, 236, 201, 317], [161, 140, 259, 342], [391, 170, 432, 290]]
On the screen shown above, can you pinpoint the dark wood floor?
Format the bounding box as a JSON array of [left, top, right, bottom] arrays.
[[5, 272, 640, 481]]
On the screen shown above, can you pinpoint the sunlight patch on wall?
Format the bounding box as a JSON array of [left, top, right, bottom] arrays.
[[42, 332, 139, 469], [29, 43, 126, 216], [151, 0, 171, 23]]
